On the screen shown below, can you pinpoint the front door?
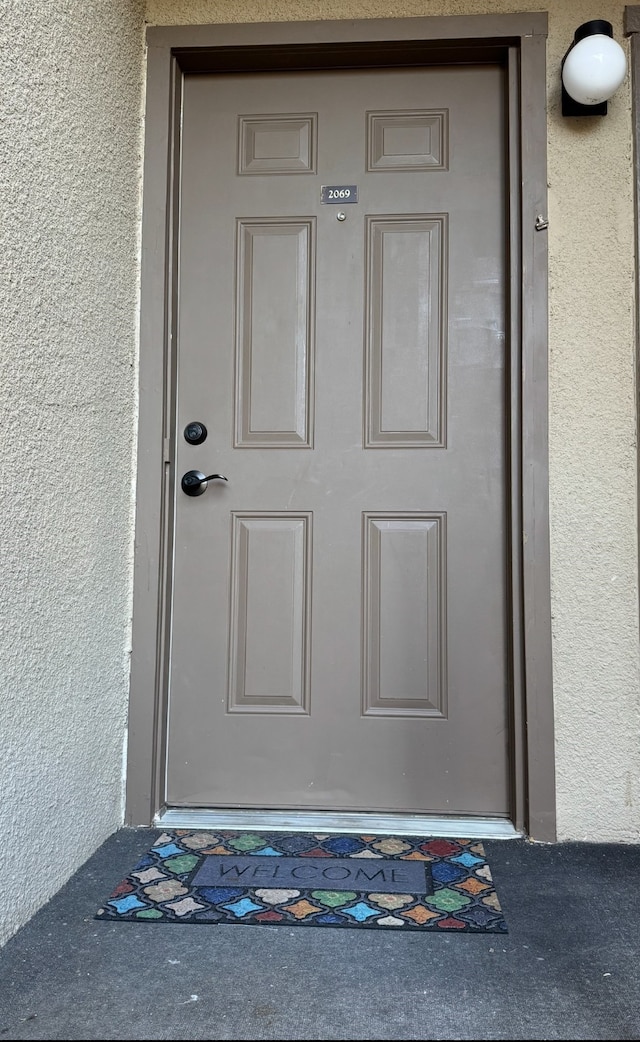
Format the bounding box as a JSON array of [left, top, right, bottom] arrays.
[[166, 62, 510, 817]]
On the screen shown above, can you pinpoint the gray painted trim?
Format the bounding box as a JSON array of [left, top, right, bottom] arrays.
[[519, 32, 556, 843], [126, 13, 554, 840], [625, 7, 640, 691], [125, 45, 174, 826], [156, 809, 522, 840], [625, 6, 640, 34], [506, 47, 526, 834], [146, 12, 549, 50]]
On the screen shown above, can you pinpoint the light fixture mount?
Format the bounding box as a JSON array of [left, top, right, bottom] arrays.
[[561, 19, 627, 117]]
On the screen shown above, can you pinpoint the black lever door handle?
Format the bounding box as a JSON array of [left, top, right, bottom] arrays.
[[181, 470, 228, 497]]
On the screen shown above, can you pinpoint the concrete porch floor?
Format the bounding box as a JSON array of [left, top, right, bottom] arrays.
[[0, 828, 639, 1040]]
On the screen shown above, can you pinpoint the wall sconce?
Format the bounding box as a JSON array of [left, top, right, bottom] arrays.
[[561, 20, 627, 116]]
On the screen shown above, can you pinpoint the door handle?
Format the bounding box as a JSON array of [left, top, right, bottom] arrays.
[[181, 470, 228, 497]]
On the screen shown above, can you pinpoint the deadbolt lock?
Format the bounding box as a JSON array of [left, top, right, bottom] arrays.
[[184, 421, 208, 445]]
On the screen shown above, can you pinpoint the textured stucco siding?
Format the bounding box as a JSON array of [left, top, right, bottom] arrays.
[[145, 1, 640, 841], [0, 1, 145, 946]]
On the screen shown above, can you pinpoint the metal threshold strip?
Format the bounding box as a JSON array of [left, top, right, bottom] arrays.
[[154, 808, 522, 840]]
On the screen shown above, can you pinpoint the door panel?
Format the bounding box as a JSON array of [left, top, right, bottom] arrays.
[[166, 64, 510, 816], [366, 214, 445, 446], [235, 218, 315, 447]]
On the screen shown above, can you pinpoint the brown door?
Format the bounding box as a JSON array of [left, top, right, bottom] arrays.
[[166, 63, 510, 817]]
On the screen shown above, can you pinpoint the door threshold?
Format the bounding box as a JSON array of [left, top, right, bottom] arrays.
[[154, 807, 522, 840]]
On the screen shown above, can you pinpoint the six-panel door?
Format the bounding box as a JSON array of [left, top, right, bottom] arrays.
[[166, 64, 510, 816]]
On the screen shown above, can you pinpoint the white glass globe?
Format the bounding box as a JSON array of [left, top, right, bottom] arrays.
[[562, 33, 627, 106]]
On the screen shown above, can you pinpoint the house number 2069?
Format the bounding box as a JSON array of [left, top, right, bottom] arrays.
[[321, 185, 358, 204]]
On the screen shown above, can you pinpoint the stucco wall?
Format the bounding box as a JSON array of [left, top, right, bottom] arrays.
[[145, 0, 640, 842], [0, 1, 144, 946]]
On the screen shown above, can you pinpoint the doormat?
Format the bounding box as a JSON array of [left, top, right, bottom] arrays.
[[96, 830, 507, 933]]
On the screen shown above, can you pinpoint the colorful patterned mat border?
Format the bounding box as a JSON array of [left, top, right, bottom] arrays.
[[96, 830, 508, 933]]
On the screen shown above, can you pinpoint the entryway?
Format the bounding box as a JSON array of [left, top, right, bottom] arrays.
[[126, 14, 555, 841]]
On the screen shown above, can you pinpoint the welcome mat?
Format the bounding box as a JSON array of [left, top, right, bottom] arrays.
[[96, 830, 507, 933]]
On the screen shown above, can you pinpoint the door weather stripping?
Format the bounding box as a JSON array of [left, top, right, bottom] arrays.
[[155, 808, 522, 840]]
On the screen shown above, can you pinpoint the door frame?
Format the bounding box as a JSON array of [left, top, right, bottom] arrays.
[[625, 6, 640, 649], [125, 12, 556, 842]]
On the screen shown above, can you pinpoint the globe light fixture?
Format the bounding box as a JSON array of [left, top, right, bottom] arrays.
[[561, 20, 627, 116]]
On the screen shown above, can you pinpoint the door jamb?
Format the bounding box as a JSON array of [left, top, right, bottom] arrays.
[[125, 12, 556, 842]]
